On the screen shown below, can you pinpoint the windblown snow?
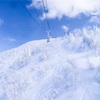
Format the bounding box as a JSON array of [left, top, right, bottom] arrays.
[[0, 31, 100, 100]]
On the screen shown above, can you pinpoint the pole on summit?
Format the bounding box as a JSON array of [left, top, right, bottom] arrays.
[[46, 30, 50, 42], [42, 0, 51, 42]]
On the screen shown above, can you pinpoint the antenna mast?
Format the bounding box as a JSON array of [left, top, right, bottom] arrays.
[[42, 0, 51, 42], [46, 30, 50, 42]]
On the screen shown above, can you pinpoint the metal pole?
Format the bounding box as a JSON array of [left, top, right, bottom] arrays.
[[46, 30, 50, 42]]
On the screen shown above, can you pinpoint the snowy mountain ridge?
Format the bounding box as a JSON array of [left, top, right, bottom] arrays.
[[0, 33, 100, 100]]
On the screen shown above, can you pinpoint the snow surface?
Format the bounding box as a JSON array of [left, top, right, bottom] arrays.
[[0, 36, 100, 100]]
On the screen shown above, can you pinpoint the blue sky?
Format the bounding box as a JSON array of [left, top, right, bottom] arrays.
[[0, 0, 100, 52]]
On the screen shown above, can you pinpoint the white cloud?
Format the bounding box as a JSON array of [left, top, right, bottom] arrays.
[[7, 38, 16, 42], [62, 25, 69, 32], [90, 16, 100, 24], [0, 19, 3, 26], [28, 0, 100, 19]]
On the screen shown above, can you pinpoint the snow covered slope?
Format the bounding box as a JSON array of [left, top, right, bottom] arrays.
[[0, 37, 100, 100]]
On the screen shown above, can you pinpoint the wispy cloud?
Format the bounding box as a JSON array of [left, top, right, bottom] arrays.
[[28, 0, 100, 19], [6, 38, 16, 42], [89, 16, 100, 24], [62, 25, 69, 32], [0, 19, 3, 26]]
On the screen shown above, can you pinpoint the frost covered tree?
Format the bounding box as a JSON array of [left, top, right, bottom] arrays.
[[63, 26, 100, 53], [82, 26, 100, 55]]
